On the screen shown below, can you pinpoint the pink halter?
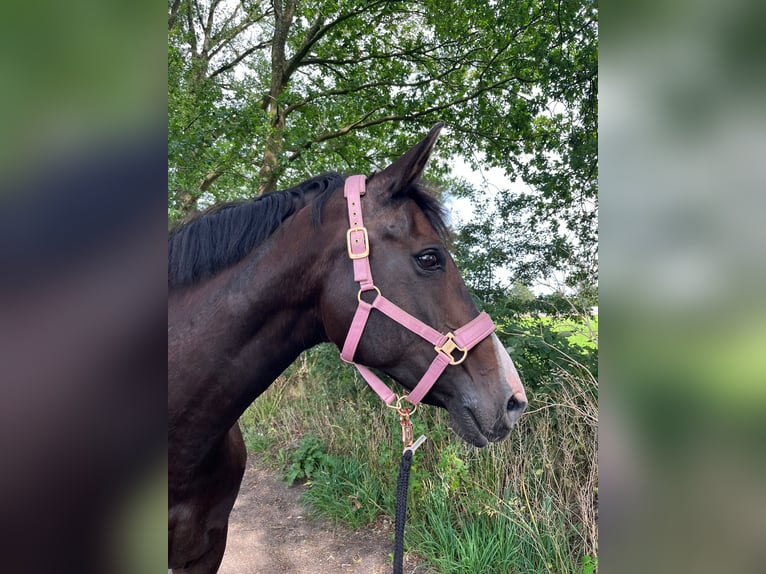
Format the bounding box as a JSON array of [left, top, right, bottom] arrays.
[[339, 175, 495, 406]]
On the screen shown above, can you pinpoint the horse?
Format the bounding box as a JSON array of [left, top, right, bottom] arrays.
[[168, 123, 528, 573]]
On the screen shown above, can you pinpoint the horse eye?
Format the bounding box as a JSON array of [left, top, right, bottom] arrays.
[[416, 251, 441, 270]]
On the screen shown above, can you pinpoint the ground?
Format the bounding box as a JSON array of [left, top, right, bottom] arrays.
[[219, 458, 429, 574]]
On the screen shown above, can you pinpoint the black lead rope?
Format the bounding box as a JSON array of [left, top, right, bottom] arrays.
[[393, 449, 413, 574], [392, 435, 426, 574]]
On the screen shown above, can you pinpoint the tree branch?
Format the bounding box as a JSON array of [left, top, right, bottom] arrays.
[[186, 0, 198, 55], [286, 75, 528, 163], [207, 5, 273, 61], [284, 60, 465, 116], [282, 0, 390, 84], [296, 31, 467, 70], [199, 167, 225, 191], [209, 41, 272, 79], [194, 0, 205, 42], [168, 0, 182, 31], [202, 0, 222, 54]]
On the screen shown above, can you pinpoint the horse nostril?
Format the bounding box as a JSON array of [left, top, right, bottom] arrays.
[[507, 395, 527, 413]]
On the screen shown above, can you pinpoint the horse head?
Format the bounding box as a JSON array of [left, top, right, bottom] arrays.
[[321, 124, 527, 446]]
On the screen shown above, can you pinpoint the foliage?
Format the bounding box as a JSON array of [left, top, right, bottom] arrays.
[[582, 554, 598, 574], [458, 283, 599, 390], [436, 445, 469, 492], [500, 312, 598, 390], [283, 435, 332, 486]]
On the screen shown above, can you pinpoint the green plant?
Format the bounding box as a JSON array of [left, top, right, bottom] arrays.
[[283, 436, 330, 486], [300, 452, 388, 528], [581, 555, 598, 574], [436, 446, 468, 492]]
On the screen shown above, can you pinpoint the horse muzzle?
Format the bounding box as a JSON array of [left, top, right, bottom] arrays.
[[447, 334, 528, 447]]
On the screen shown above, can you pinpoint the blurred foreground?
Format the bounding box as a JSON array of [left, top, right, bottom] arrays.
[[601, 0, 766, 572], [0, 1, 166, 572]]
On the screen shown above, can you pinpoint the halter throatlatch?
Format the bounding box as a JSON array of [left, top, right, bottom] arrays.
[[339, 175, 495, 408]]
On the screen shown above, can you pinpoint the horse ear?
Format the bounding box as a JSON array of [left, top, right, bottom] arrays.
[[375, 122, 443, 194]]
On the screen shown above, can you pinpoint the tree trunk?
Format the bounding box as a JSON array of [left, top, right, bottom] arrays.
[[257, 0, 296, 196], [176, 188, 197, 217], [257, 103, 285, 196]]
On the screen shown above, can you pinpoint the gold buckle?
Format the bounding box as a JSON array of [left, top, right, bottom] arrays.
[[346, 226, 369, 259], [434, 333, 468, 365]]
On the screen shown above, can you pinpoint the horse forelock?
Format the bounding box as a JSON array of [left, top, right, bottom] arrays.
[[405, 181, 450, 244]]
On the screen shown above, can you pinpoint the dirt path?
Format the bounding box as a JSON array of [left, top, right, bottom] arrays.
[[219, 458, 429, 574]]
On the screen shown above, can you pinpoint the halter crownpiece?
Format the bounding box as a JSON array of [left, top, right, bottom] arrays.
[[339, 175, 496, 406]]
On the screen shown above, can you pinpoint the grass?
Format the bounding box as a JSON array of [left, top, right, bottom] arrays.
[[240, 333, 597, 574]]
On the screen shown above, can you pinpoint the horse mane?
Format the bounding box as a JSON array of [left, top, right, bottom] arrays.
[[168, 172, 448, 290], [168, 173, 344, 289]]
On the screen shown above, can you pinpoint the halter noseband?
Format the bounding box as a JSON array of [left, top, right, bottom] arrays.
[[339, 175, 495, 406]]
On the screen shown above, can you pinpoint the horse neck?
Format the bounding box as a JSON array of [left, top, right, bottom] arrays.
[[168, 203, 340, 450]]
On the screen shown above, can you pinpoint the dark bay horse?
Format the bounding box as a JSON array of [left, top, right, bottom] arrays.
[[168, 124, 527, 573]]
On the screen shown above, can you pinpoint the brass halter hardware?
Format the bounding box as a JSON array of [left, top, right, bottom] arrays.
[[346, 226, 370, 259], [434, 332, 468, 365], [357, 285, 381, 303]]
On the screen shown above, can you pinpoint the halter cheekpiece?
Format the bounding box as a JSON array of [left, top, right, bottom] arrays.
[[339, 175, 495, 406]]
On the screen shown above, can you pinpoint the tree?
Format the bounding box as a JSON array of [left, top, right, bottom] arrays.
[[445, 0, 597, 291], [168, 0, 597, 289]]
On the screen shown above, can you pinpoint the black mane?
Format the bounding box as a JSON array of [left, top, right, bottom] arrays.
[[169, 173, 345, 289], [168, 173, 448, 290]]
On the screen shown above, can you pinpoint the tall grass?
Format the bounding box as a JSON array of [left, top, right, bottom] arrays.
[[240, 343, 597, 573]]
